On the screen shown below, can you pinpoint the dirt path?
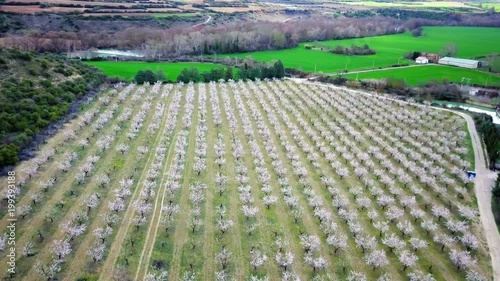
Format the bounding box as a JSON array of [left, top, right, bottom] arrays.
[[134, 133, 178, 280], [63, 87, 168, 279], [343, 64, 429, 75], [446, 110, 500, 280], [192, 15, 212, 28], [100, 88, 176, 281], [282, 16, 300, 23]]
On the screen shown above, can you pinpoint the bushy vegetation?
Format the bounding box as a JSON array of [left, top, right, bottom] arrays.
[[176, 60, 285, 83], [134, 69, 166, 84], [330, 44, 376, 56], [473, 113, 500, 169], [493, 178, 500, 231], [0, 48, 105, 169], [176, 66, 233, 83], [237, 60, 285, 81]]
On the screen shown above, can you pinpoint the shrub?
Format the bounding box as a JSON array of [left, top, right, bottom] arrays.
[[0, 144, 19, 166], [330, 44, 375, 55], [134, 69, 166, 84]]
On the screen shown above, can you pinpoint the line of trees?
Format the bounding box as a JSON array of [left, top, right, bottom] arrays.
[[493, 177, 500, 232], [174, 60, 285, 83], [134, 69, 166, 84], [473, 113, 500, 169], [330, 44, 376, 56]]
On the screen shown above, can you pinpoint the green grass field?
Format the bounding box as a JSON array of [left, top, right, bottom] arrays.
[[340, 1, 477, 8], [343, 65, 500, 87], [85, 61, 226, 81], [482, 2, 500, 11], [221, 26, 500, 74]]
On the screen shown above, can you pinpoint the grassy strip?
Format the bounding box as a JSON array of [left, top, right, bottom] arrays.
[[85, 61, 225, 82], [343, 65, 500, 87]]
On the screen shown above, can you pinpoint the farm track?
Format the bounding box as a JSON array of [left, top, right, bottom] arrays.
[[134, 126, 178, 280], [443, 110, 500, 280], [135, 85, 192, 280], [100, 85, 176, 281], [63, 86, 171, 278]]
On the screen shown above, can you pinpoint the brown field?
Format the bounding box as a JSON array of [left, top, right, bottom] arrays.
[[82, 12, 200, 16], [87, 7, 181, 12], [0, 5, 86, 13], [179, 0, 204, 3], [251, 12, 299, 22], [4, 0, 137, 7], [0, 0, 274, 15], [209, 5, 262, 13], [147, 8, 183, 12], [179, 4, 203, 11]]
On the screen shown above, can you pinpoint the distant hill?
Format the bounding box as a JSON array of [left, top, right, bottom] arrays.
[[0, 48, 105, 168]]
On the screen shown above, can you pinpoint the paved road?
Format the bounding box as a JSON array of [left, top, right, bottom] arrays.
[[447, 110, 500, 280], [288, 78, 500, 279]]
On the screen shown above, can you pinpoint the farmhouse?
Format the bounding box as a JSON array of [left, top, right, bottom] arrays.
[[415, 56, 429, 64], [421, 52, 440, 63], [438, 57, 479, 69]]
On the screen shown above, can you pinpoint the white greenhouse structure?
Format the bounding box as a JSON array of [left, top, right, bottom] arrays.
[[438, 57, 479, 69]]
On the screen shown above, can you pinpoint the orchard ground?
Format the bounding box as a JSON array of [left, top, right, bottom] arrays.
[[0, 80, 493, 281]]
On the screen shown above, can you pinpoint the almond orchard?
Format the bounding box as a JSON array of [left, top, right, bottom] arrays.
[[0, 79, 491, 281]]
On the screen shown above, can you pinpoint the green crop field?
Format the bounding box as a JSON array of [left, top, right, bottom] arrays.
[[221, 26, 500, 75], [482, 2, 500, 11], [343, 65, 500, 87], [85, 61, 226, 81]]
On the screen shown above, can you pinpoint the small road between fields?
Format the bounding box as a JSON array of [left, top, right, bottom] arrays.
[[282, 16, 300, 23], [192, 15, 212, 28], [345, 64, 431, 74], [447, 110, 500, 281]]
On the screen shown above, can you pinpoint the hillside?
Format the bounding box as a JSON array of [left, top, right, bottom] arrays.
[[0, 48, 105, 168]]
